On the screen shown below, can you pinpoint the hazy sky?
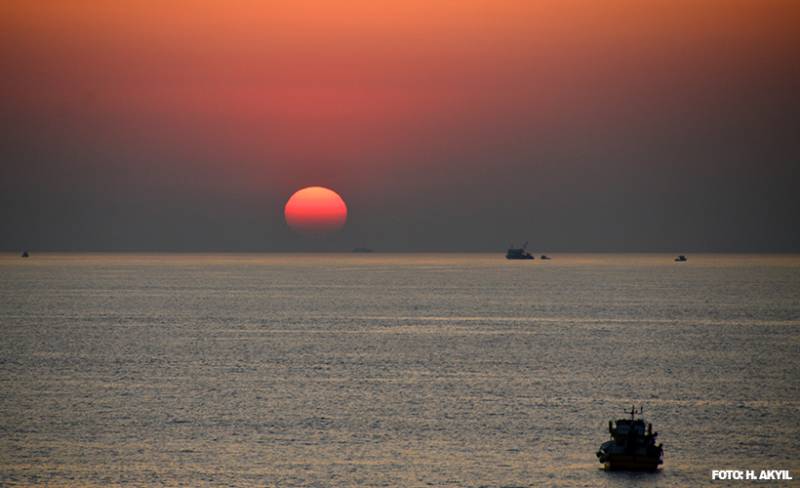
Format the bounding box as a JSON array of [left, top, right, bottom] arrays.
[[2, 1, 798, 251]]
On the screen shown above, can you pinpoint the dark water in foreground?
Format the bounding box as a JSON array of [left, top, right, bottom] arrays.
[[1, 253, 799, 487]]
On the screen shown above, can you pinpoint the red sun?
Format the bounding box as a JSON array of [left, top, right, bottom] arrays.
[[284, 186, 348, 235]]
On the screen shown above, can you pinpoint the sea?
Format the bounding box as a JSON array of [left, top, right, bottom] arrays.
[[1, 253, 798, 487]]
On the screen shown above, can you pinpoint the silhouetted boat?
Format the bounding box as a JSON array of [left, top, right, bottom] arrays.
[[352, 247, 373, 253], [506, 242, 534, 260], [540, 255, 551, 260], [597, 406, 663, 471], [21, 251, 29, 258], [674, 255, 687, 262]]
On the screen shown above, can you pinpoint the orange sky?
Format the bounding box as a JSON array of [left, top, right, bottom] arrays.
[[2, 1, 799, 250], [5, 2, 797, 155]]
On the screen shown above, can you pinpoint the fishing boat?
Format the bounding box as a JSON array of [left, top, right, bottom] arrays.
[[506, 242, 534, 260], [597, 406, 664, 471]]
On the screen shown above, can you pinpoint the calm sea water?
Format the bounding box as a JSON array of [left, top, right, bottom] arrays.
[[1, 253, 799, 487]]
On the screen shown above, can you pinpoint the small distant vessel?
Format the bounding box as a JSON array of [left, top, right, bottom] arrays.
[[21, 251, 29, 258], [597, 406, 663, 471], [674, 255, 687, 262], [506, 242, 534, 260], [352, 247, 374, 253], [540, 255, 551, 260]]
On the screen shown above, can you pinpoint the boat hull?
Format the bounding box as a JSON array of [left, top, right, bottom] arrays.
[[597, 440, 663, 471], [601, 455, 662, 471]]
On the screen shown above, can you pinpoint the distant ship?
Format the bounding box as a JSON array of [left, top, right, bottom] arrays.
[[506, 242, 534, 260], [540, 255, 551, 260], [352, 247, 374, 253], [674, 255, 687, 262], [597, 406, 664, 471], [21, 251, 29, 258]]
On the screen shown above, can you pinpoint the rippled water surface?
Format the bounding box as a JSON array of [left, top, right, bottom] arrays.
[[1, 253, 799, 486]]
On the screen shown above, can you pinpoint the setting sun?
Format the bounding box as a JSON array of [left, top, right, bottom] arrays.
[[284, 186, 348, 236]]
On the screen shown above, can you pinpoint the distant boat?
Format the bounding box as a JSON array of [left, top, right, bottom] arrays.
[[540, 255, 551, 260], [21, 251, 29, 258], [506, 242, 534, 260], [597, 406, 664, 471], [352, 247, 374, 253], [674, 255, 687, 262]]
